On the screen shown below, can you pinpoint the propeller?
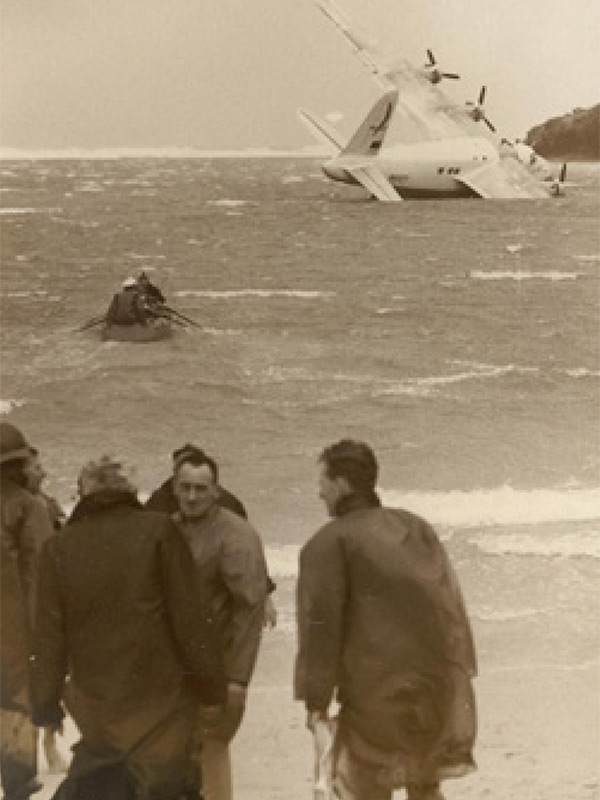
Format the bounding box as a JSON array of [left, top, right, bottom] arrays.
[[424, 49, 460, 84], [465, 86, 496, 131]]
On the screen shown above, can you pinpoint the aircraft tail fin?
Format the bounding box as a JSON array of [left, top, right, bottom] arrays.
[[342, 89, 398, 157], [297, 109, 345, 154]]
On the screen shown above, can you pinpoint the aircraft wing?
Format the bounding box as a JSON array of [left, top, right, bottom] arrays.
[[316, 1, 497, 144], [344, 162, 402, 201], [457, 159, 549, 199], [384, 59, 475, 141]]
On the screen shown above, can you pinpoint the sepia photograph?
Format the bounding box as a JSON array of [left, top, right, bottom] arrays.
[[1, 1, 598, 799]]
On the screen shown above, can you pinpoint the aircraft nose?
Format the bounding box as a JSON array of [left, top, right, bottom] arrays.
[[322, 162, 347, 183]]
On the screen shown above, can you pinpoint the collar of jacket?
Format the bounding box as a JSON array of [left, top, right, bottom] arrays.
[[68, 489, 142, 524], [173, 502, 220, 527], [334, 490, 381, 517]]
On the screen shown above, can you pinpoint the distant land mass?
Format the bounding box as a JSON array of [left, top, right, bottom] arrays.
[[525, 104, 600, 160]]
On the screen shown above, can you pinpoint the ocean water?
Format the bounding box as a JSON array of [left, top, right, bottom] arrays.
[[1, 158, 599, 656]]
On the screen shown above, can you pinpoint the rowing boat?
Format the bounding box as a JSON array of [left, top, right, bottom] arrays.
[[100, 319, 172, 342]]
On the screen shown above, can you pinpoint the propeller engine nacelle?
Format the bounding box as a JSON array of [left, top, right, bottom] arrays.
[[423, 49, 460, 84], [466, 86, 496, 132]]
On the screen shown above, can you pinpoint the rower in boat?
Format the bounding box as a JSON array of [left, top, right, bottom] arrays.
[[106, 277, 149, 326], [102, 277, 172, 341]]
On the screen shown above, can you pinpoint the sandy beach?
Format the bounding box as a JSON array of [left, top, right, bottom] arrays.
[[34, 561, 599, 800]]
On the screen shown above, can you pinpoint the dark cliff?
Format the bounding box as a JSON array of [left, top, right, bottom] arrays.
[[525, 105, 599, 160]]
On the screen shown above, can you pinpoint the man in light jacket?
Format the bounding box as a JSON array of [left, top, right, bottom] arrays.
[[172, 449, 269, 800], [295, 440, 477, 800]]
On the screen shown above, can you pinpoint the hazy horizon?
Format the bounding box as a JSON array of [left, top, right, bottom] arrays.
[[1, 0, 599, 152]]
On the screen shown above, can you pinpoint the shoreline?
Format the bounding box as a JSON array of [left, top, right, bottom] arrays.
[[35, 555, 599, 800]]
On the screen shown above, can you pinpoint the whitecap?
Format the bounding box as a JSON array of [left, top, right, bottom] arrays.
[[0, 208, 38, 215], [562, 368, 600, 378], [374, 363, 532, 397], [202, 327, 243, 336], [264, 544, 301, 578], [379, 486, 600, 529], [208, 199, 248, 208], [505, 244, 523, 254], [572, 254, 600, 262], [125, 253, 166, 260], [469, 529, 600, 558], [469, 269, 580, 281], [174, 289, 335, 299], [282, 176, 303, 184], [0, 399, 27, 415]]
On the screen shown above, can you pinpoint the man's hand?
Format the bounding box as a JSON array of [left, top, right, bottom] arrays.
[[200, 682, 247, 742], [306, 709, 328, 733]]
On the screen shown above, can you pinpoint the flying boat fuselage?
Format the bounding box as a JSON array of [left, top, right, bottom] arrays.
[[324, 137, 499, 198]]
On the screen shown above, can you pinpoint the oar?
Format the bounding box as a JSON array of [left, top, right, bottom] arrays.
[[155, 309, 187, 327], [161, 305, 203, 330], [76, 314, 106, 332]]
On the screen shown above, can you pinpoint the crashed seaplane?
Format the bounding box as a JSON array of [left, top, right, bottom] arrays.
[[299, 0, 568, 201]]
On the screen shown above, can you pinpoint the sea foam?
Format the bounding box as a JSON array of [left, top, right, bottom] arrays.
[[263, 486, 600, 577], [379, 486, 600, 528], [174, 289, 335, 299]]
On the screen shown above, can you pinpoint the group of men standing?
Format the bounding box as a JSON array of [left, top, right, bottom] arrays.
[[1, 423, 477, 800]]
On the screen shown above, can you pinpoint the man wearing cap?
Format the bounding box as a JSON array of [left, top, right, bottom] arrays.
[[30, 456, 227, 800], [1, 422, 54, 800], [105, 277, 148, 326], [172, 449, 269, 800], [295, 439, 477, 800]]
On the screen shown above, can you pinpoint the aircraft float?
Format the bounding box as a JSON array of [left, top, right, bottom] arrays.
[[300, 0, 568, 201]]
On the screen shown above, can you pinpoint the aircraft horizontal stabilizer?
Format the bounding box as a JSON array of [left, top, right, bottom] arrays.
[[297, 109, 345, 154], [346, 164, 401, 202], [457, 160, 549, 199]]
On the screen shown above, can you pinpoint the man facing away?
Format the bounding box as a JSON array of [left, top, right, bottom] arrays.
[[295, 440, 477, 800], [105, 277, 148, 326], [137, 271, 165, 307], [30, 456, 226, 800], [172, 450, 269, 800]]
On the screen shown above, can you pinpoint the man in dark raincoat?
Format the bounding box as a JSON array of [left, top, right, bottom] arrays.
[[1, 422, 54, 800], [105, 277, 148, 326], [295, 440, 477, 800], [30, 456, 227, 800]]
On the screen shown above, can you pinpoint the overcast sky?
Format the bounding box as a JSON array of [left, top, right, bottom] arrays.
[[1, 0, 598, 152]]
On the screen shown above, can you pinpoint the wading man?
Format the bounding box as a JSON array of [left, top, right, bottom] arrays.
[[172, 450, 269, 800], [295, 439, 477, 800]]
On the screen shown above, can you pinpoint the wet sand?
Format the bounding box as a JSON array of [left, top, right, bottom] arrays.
[[36, 571, 599, 800]]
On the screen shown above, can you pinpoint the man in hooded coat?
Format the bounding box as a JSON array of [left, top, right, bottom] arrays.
[[29, 456, 226, 800], [295, 440, 477, 800], [0, 422, 55, 800]]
